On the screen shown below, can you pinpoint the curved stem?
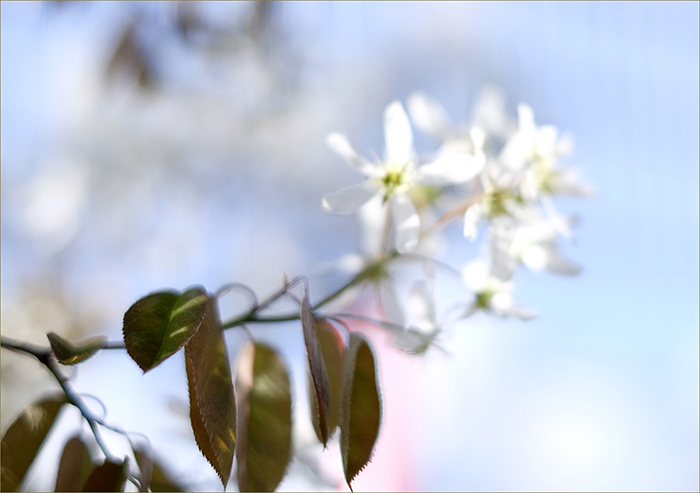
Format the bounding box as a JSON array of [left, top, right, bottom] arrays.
[[221, 267, 365, 329], [1, 336, 119, 462], [215, 282, 259, 308], [420, 192, 486, 239]]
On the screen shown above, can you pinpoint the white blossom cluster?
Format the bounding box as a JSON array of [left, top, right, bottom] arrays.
[[321, 88, 591, 354]]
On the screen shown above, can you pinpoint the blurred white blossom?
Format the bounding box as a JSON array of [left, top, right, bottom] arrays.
[[461, 259, 536, 321], [322, 101, 479, 253], [489, 209, 581, 278]]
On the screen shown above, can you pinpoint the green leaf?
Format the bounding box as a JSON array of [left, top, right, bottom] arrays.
[[339, 333, 382, 489], [54, 436, 93, 492], [123, 287, 208, 372], [300, 297, 331, 446], [236, 342, 292, 492], [1, 394, 67, 492], [80, 458, 128, 492], [47, 332, 107, 366], [309, 319, 345, 445], [184, 295, 236, 487]]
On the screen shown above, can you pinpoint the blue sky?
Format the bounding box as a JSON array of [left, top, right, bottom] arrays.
[[2, 2, 698, 491]]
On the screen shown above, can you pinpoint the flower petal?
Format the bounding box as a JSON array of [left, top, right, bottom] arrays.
[[551, 168, 594, 196], [417, 151, 485, 185], [502, 303, 538, 321], [470, 127, 486, 151], [461, 259, 488, 292], [499, 132, 531, 170], [337, 253, 366, 275], [384, 102, 414, 165], [535, 125, 559, 157], [410, 281, 437, 331], [407, 92, 454, 142], [541, 196, 574, 239], [463, 203, 483, 240], [321, 182, 380, 215], [379, 282, 406, 329], [520, 244, 550, 271], [392, 193, 420, 253], [326, 133, 378, 176], [517, 104, 536, 136], [489, 227, 517, 282], [544, 251, 582, 276], [472, 85, 515, 138], [357, 194, 386, 257], [392, 328, 439, 356]]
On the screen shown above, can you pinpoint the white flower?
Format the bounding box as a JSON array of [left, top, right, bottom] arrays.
[[471, 85, 518, 141], [499, 104, 591, 201], [461, 259, 536, 321], [379, 277, 442, 356], [499, 105, 564, 171], [407, 92, 486, 184], [323, 253, 407, 329], [320, 195, 410, 331], [322, 101, 475, 253], [461, 164, 523, 241], [489, 211, 581, 278]]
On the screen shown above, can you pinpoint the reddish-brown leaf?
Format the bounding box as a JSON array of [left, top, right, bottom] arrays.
[[184, 295, 236, 487], [300, 297, 332, 446], [308, 318, 345, 444], [339, 333, 382, 488]]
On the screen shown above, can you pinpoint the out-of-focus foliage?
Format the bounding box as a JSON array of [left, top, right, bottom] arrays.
[[1, 395, 67, 491], [235, 342, 293, 492], [54, 436, 93, 492], [80, 458, 128, 492]]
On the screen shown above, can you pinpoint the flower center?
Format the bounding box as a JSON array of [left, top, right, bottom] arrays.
[[475, 290, 493, 310], [380, 162, 411, 202], [485, 188, 522, 218], [409, 184, 441, 209], [534, 163, 557, 193], [358, 258, 391, 284]]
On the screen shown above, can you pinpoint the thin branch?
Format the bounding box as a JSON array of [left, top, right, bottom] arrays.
[[220, 271, 363, 329], [102, 341, 126, 350], [1, 336, 119, 462], [420, 192, 486, 239]]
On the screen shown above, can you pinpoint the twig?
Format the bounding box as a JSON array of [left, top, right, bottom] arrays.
[[1, 336, 119, 462], [420, 192, 486, 239]]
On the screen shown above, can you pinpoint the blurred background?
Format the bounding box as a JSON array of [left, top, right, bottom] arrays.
[[1, 2, 698, 491]]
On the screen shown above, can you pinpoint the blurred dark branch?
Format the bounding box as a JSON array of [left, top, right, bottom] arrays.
[[104, 20, 155, 90], [245, 1, 275, 42]]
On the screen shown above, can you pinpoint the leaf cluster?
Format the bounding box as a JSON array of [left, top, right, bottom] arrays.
[[119, 285, 383, 490]]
